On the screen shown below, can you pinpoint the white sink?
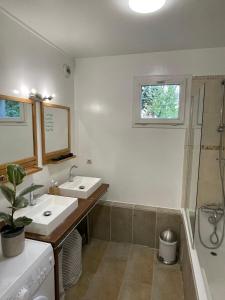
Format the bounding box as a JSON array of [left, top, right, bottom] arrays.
[[14, 194, 78, 235], [59, 176, 102, 199]]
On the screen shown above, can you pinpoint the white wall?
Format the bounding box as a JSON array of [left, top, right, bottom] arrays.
[[0, 11, 75, 210], [75, 47, 225, 209]]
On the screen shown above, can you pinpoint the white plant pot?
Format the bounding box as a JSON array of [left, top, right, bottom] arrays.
[[1, 226, 25, 257]]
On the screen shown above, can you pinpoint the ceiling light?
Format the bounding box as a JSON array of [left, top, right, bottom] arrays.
[[31, 88, 37, 94], [20, 85, 29, 97], [129, 0, 166, 13]]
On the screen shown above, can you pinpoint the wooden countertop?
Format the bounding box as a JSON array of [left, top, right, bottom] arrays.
[[25, 183, 109, 248]]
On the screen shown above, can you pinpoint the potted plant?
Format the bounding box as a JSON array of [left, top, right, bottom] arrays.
[[0, 164, 43, 257]]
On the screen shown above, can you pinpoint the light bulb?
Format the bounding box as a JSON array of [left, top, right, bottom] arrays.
[[20, 85, 29, 96], [129, 0, 166, 13], [31, 88, 36, 94]]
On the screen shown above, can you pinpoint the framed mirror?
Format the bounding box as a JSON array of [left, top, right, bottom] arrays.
[[0, 94, 38, 180], [40, 103, 71, 164]]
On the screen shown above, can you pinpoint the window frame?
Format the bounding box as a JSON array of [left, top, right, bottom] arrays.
[[133, 75, 187, 126]]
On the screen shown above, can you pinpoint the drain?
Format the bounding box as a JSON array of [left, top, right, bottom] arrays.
[[79, 185, 85, 190], [43, 210, 52, 217], [210, 251, 217, 256]]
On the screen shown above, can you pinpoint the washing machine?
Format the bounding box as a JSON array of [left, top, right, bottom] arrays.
[[0, 239, 55, 300]]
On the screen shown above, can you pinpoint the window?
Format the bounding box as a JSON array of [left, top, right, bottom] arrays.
[[0, 100, 25, 122], [133, 76, 187, 126]]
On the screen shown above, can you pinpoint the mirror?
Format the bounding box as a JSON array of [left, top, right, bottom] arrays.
[[40, 103, 71, 164], [0, 94, 38, 179]]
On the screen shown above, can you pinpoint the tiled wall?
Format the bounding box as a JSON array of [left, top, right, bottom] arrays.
[[194, 76, 225, 207], [89, 201, 181, 249]]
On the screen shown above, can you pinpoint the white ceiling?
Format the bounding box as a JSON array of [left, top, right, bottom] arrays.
[[0, 0, 225, 58]]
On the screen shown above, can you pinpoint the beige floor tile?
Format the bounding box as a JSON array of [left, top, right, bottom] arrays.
[[65, 239, 184, 300], [104, 241, 131, 261], [151, 268, 184, 300], [83, 273, 122, 300], [83, 243, 128, 300], [83, 238, 108, 261], [82, 239, 108, 274], [97, 258, 128, 288], [125, 245, 154, 284], [65, 272, 93, 300], [118, 280, 152, 300]]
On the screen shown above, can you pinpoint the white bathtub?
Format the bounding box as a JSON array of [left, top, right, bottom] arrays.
[[195, 207, 225, 300], [182, 209, 211, 300]]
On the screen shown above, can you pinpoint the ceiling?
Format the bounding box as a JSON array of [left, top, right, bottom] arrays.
[[0, 0, 225, 58]]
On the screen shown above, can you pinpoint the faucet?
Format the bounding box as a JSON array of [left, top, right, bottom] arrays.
[[29, 183, 36, 206], [29, 183, 41, 206], [69, 165, 78, 182]]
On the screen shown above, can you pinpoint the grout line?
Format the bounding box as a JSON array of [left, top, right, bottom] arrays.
[[131, 206, 134, 243], [150, 250, 159, 300], [117, 246, 132, 300], [109, 203, 112, 241], [155, 208, 158, 250]]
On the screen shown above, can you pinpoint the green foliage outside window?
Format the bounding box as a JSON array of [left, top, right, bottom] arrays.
[[141, 85, 180, 119], [5, 100, 20, 117]]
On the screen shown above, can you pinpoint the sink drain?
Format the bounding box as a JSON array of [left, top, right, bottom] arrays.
[[210, 251, 217, 256], [79, 185, 85, 190], [43, 210, 52, 217]]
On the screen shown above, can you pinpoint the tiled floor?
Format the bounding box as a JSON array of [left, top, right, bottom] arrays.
[[65, 239, 184, 300]]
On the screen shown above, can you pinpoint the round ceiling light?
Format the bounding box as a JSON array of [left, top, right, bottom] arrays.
[[129, 0, 166, 13]]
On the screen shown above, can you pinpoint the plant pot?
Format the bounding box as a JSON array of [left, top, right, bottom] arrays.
[[1, 226, 25, 257]]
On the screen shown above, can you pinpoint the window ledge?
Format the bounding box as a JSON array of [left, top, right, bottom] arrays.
[[132, 123, 187, 129]]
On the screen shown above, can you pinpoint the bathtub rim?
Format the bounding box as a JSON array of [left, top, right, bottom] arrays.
[[182, 208, 209, 300]]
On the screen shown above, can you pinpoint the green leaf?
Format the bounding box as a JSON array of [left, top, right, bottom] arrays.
[[0, 185, 15, 204], [0, 212, 11, 224], [14, 216, 33, 227], [7, 164, 26, 186], [14, 196, 29, 209], [19, 184, 43, 197]]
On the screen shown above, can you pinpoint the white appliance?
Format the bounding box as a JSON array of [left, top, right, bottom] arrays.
[[0, 239, 55, 300]]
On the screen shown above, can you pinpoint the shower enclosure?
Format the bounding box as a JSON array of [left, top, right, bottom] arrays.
[[185, 76, 225, 300]]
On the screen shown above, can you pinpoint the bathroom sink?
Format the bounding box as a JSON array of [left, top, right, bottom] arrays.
[[14, 194, 78, 235], [59, 176, 102, 199]]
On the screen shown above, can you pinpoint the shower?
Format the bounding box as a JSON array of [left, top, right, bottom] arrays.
[[198, 80, 225, 249]]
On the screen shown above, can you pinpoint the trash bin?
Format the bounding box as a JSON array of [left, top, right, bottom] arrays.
[[158, 229, 178, 265]]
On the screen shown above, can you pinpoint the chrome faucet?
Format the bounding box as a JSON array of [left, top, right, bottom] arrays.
[[69, 165, 78, 182], [29, 183, 42, 206], [29, 183, 36, 206]]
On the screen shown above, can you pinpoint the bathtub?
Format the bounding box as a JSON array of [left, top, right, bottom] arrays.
[[182, 209, 212, 300]]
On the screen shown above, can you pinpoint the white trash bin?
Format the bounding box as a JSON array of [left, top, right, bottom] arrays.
[[158, 229, 178, 265]]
